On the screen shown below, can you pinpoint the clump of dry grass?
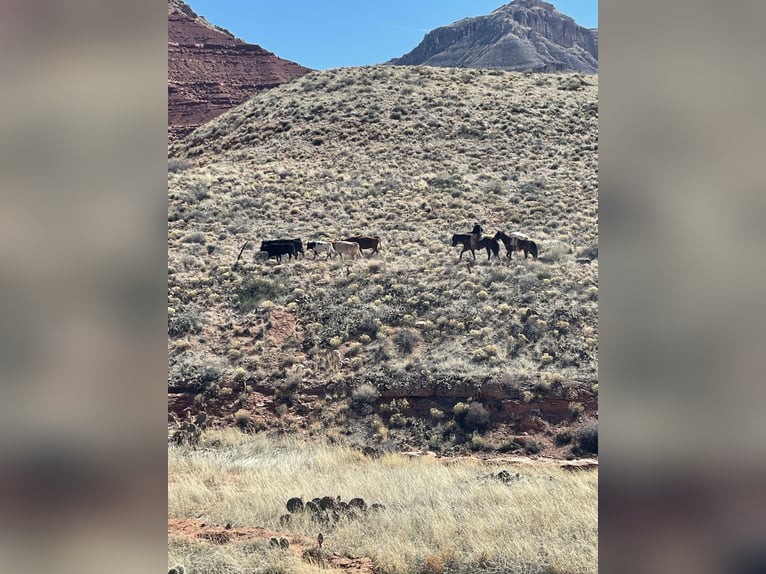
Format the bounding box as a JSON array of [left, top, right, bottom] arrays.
[[169, 430, 598, 574]]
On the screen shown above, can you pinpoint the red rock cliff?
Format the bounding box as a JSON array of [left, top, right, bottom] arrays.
[[168, 0, 312, 140]]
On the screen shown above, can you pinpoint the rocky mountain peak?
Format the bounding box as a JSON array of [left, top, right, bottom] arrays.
[[498, 0, 557, 9], [389, 0, 597, 73]]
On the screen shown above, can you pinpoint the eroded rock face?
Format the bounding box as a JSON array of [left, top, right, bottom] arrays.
[[388, 0, 597, 73], [168, 0, 311, 140]]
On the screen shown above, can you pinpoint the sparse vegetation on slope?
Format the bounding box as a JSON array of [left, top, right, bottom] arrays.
[[167, 66, 597, 456]]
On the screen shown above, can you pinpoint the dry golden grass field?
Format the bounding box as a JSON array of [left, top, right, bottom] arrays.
[[168, 65, 597, 573], [168, 430, 597, 574]]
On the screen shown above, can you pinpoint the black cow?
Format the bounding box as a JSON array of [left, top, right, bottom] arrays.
[[260, 240, 297, 262], [261, 238, 304, 260]]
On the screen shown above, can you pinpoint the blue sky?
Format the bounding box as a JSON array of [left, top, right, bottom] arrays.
[[186, 1, 598, 70]]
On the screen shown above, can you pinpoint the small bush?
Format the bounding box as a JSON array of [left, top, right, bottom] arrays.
[[181, 232, 206, 244], [576, 244, 598, 260], [396, 330, 418, 354], [455, 402, 490, 432], [573, 422, 598, 455], [168, 308, 205, 338], [428, 434, 444, 451], [351, 384, 380, 411], [470, 432, 492, 451], [429, 408, 444, 421], [542, 242, 570, 262], [498, 439, 522, 453], [453, 402, 469, 417], [555, 428, 574, 446], [237, 278, 286, 312], [171, 421, 200, 445], [168, 158, 193, 173], [524, 438, 543, 454], [168, 352, 226, 392], [234, 409, 251, 428], [275, 377, 300, 406], [568, 402, 585, 418], [389, 413, 407, 428]]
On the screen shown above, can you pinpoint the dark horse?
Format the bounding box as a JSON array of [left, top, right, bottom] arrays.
[[452, 233, 500, 260], [493, 231, 538, 260]]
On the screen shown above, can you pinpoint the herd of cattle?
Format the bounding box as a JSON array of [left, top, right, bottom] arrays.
[[259, 235, 380, 262], [258, 227, 538, 263]]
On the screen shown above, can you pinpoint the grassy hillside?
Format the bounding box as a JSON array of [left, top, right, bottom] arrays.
[[167, 65, 598, 457]]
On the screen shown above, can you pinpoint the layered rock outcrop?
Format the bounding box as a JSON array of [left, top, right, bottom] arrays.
[[388, 0, 597, 73], [168, 0, 311, 140]]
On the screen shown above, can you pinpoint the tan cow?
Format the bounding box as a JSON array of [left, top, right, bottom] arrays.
[[331, 241, 362, 260], [343, 235, 380, 255]]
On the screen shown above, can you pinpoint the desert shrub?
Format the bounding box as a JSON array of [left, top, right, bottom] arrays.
[[523, 438, 543, 454], [237, 278, 286, 312], [497, 439, 522, 453], [427, 434, 444, 451], [396, 330, 418, 354], [203, 383, 221, 399], [168, 352, 226, 392], [568, 401, 585, 418], [576, 244, 598, 260], [192, 183, 210, 201], [168, 307, 205, 338], [168, 158, 193, 173], [389, 412, 407, 428], [455, 402, 490, 432], [542, 242, 570, 262], [429, 408, 444, 422], [351, 384, 380, 411], [555, 428, 574, 446], [171, 421, 201, 446], [465, 402, 491, 431], [483, 180, 503, 195], [234, 409, 251, 429], [534, 378, 552, 396], [573, 422, 598, 455], [345, 342, 363, 357], [453, 402, 469, 417], [275, 370, 302, 405], [181, 232, 206, 244], [470, 432, 492, 451]]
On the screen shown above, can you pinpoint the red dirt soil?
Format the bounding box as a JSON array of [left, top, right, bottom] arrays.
[[168, 518, 376, 573]]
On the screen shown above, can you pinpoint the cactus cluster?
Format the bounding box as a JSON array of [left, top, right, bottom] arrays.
[[280, 496, 385, 528]]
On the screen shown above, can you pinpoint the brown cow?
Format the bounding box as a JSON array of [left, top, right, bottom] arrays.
[[343, 235, 380, 255]]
